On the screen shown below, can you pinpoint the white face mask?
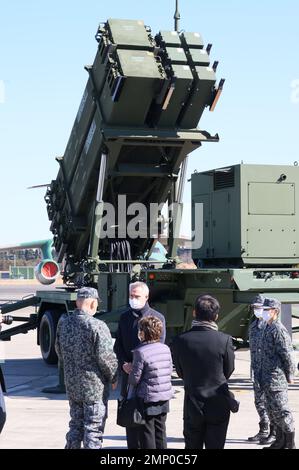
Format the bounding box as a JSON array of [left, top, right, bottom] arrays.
[[262, 310, 272, 322], [129, 298, 145, 310], [254, 308, 263, 319]]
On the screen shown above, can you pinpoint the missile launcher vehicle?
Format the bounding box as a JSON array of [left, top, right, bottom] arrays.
[[1, 13, 299, 364]]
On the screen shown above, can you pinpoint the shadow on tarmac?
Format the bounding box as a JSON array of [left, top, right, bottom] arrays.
[[2, 357, 55, 375], [228, 377, 299, 391], [226, 439, 258, 444], [1, 358, 64, 399]]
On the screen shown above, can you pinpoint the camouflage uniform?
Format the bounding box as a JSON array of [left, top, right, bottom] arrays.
[[257, 320, 295, 433], [55, 309, 118, 449], [249, 318, 270, 427]]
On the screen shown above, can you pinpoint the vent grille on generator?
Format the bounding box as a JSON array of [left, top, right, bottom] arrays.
[[214, 168, 235, 190]]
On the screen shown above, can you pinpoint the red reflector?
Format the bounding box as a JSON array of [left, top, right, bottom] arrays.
[[149, 273, 155, 280], [41, 262, 58, 278], [291, 272, 299, 279]]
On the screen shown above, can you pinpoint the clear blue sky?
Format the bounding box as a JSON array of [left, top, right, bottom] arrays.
[[0, 0, 298, 244]]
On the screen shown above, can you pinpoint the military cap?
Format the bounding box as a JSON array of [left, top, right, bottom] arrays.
[[76, 287, 100, 300], [251, 294, 265, 306], [263, 297, 281, 311]]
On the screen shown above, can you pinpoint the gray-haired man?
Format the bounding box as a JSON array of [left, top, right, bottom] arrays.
[[55, 287, 118, 449], [114, 281, 166, 449]]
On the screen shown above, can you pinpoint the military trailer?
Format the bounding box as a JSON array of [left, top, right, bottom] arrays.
[[1, 16, 299, 364]]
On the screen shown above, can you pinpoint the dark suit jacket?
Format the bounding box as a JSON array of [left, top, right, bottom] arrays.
[[114, 303, 166, 367], [0, 366, 6, 393], [171, 326, 235, 423]]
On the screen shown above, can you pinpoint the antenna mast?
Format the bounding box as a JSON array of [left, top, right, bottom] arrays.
[[174, 0, 181, 32]]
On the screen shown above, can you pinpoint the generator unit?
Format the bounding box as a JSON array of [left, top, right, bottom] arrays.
[[192, 164, 299, 266]]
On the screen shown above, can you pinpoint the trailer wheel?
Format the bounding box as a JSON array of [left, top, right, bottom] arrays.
[[39, 311, 59, 364]]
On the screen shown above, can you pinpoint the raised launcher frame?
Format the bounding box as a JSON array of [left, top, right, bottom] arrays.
[[44, 18, 223, 288]]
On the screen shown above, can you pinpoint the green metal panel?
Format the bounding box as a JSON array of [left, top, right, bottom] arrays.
[[215, 296, 250, 339], [62, 79, 96, 179], [107, 19, 151, 48], [180, 66, 216, 128], [100, 50, 165, 126], [241, 165, 299, 264], [165, 299, 185, 327], [181, 32, 204, 49], [196, 65, 216, 82], [109, 273, 129, 311], [246, 226, 297, 259], [165, 46, 188, 64], [232, 269, 299, 292], [172, 64, 194, 80], [36, 289, 78, 302], [248, 182, 295, 215], [158, 64, 193, 127], [192, 172, 212, 196], [92, 46, 114, 93], [97, 272, 129, 314], [188, 48, 210, 66], [211, 191, 230, 258], [191, 177, 242, 261], [117, 50, 164, 78], [157, 30, 182, 47], [70, 111, 104, 214], [100, 78, 156, 126]]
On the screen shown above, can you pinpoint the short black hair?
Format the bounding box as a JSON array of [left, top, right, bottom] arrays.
[[194, 295, 220, 321]]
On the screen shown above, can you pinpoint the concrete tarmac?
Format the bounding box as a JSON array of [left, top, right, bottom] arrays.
[[1, 282, 299, 450]]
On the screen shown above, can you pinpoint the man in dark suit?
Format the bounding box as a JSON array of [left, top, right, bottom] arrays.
[[171, 294, 235, 449], [0, 312, 7, 433], [114, 281, 166, 449]]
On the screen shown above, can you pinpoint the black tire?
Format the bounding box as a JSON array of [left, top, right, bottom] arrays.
[[39, 311, 60, 364]]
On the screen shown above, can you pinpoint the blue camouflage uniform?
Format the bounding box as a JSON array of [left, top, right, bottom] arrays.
[[55, 288, 118, 449], [249, 317, 270, 427], [257, 318, 295, 433]]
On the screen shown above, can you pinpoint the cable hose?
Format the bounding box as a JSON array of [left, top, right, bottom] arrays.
[[109, 240, 133, 273]]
